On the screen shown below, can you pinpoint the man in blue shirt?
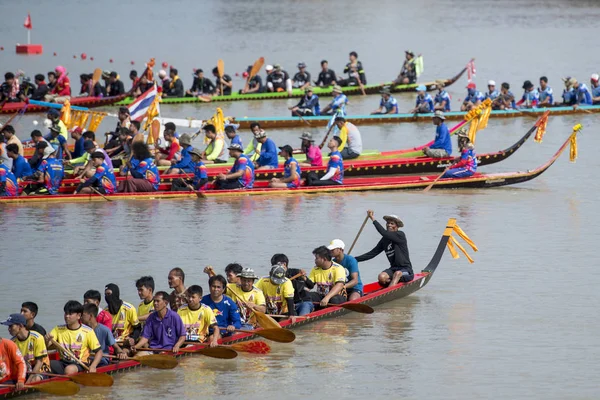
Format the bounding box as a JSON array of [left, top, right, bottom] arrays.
[[371, 87, 399, 114], [290, 87, 320, 116], [461, 82, 484, 111], [81, 303, 128, 366], [254, 130, 278, 170], [201, 275, 241, 337], [328, 239, 363, 301], [225, 124, 243, 148], [485, 80, 499, 101], [5, 144, 32, 179], [306, 136, 344, 186], [538, 76, 554, 106], [434, 81, 451, 112], [591, 74, 600, 104], [422, 111, 452, 158], [572, 78, 593, 105], [70, 127, 86, 159], [410, 85, 434, 114], [44, 126, 71, 161]]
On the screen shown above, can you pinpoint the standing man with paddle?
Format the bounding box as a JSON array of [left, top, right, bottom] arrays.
[[355, 211, 414, 287]]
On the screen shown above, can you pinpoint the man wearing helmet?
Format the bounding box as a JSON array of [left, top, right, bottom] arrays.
[[256, 264, 296, 318]]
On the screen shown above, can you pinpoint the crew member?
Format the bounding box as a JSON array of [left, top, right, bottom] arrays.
[[293, 62, 311, 90], [0, 331, 26, 390], [314, 60, 337, 87], [81, 304, 128, 366], [225, 268, 266, 330], [83, 290, 112, 331], [212, 67, 233, 96], [410, 85, 434, 114], [135, 276, 155, 325], [572, 78, 593, 106], [306, 137, 344, 186], [2, 314, 49, 384], [538, 76, 554, 106], [1, 125, 23, 156], [422, 110, 452, 158], [0, 72, 20, 103], [225, 124, 243, 147], [461, 82, 484, 111], [118, 142, 160, 192], [20, 303, 46, 336], [166, 133, 194, 173], [240, 66, 263, 94], [328, 239, 363, 301], [492, 82, 516, 110], [269, 145, 300, 188], [74, 151, 117, 195], [334, 117, 362, 160], [187, 69, 216, 96], [266, 64, 291, 94], [104, 283, 141, 342], [371, 87, 399, 114], [201, 275, 242, 336], [201, 124, 228, 164], [0, 160, 18, 197], [106, 71, 125, 96], [516, 80, 539, 108], [393, 50, 417, 85], [170, 148, 208, 191], [23, 146, 64, 195], [256, 264, 296, 317], [214, 144, 255, 189], [164, 68, 184, 97], [270, 254, 315, 316], [155, 124, 181, 166], [290, 87, 320, 116], [298, 132, 323, 167], [338, 51, 366, 87], [44, 66, 71, 103], [592, 74, 600, 104], [254, 130, 278, 170], [168, 268, 189, 311], [308, 246, 347, 306], [320, 85, 347, 115], [441, 132, 477, 179], [434, 81, 451, 111], [178, 285, 220, 346]]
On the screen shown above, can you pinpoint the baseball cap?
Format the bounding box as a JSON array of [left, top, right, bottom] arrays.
[[42, 146, 56, 159], [1, 313, 26, 326], [466, 82, 477, 89], [227, 143, 243, 152], [488, 80, 496, 86], [83, 140, 95, 151], [278, 145, 294, 155], [327, 239, 345, 250]]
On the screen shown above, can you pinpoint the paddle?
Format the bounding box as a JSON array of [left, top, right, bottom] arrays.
[[0, 381, 80, 396], [48, 338, 90, 371], [138, 346, 237, 359], [318, 121, 336, 150], [244, 57, 265, 93], [217, 59, 225, 95], [313, 302, 374, 314], [227, 288, 282, 330], [39, 372, 114, 387], [91, 68, 102, 94], [423, 166, 450, 192], [183, 340, 271, 354], [292, 110, 311, 126], [225, 328, 296, 343], [347, 215, 370, 254], [91, 186, 112, 201], [105, 353, 179, 369]]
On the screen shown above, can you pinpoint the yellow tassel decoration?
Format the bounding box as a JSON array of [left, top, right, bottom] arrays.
[[60, 100, 71, 127], [534, 112, 549, 143], [453, 224, 478, 252], [449, 236, 475, 264], [570, 124, 582, 163], [447, 238, 459, 259], [88, 112, 106, 132]]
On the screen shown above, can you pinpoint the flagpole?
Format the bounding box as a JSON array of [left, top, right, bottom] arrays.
[[27, 29, 30, 45]]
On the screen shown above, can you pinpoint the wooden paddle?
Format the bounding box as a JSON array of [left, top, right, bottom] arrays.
[[0, 381, 80, 396], [313, 302, 374, 314], [150, 118, 160, 147], [318, 121, 336, 150], [423, 166, 450, 192], [39, 372, 114, 387], [91, 186, 112, 201], [138, 346, 237, 360], [91, 68, 102, 93], [217, 59, 225, 95], [105, 353, 179, 369], [347, 215, 370, 254], [183, 340, 271, 354], [227, 288, 282, 330], [244, 57, 265, 93], [293, 109, 311, 126], [226, 328, 296, 343], [48, 338, 90, 371]]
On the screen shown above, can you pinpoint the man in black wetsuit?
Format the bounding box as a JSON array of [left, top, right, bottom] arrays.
[[355, 210, 414, 287]]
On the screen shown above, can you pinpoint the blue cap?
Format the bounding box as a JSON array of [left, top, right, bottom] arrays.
[[416, 85, 426, 92], [1, 313, 26, 326], [47, 109, 60, 118]]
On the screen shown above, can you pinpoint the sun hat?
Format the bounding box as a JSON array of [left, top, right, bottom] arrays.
[[383, 214, 404, 227], [239, 268, 259, 279], [433, 110, 446, 120], [227, 143, 244, 152], [299, 132, 314, 141], [189, 148, 203, 158], [332, 85, 343, 93], [179, 133, 192, 146], [253, 129, 267, 139]]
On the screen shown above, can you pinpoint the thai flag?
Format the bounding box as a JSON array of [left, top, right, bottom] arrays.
[[128, 84, 158, 122], [467, 60, 476, 83]]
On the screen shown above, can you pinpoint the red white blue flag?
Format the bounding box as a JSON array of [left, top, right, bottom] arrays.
[[128, 84, 158, 122]]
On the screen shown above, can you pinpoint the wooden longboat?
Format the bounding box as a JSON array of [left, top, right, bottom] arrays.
[[0, 94, 128, 115], [0, 219, 457, 399]]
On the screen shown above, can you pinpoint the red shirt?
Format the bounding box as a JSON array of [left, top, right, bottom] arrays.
[[97, 309, 113, 331], [52, 75, 71, 96], [0, 338, 26, 384]]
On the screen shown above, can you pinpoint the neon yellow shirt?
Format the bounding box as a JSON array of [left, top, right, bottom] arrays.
[[177, 304, 217, 342], [138, 300, 155, 323], [256, 278, 294, 314], [309, 262, 346, 296], [106, 302, 139, 340], [49, 324, 101, 363], [226, 283, 266, 325], [12, 331, 50, 372]]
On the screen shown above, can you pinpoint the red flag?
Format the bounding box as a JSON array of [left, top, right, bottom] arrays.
[[24, 13, 32, 30]]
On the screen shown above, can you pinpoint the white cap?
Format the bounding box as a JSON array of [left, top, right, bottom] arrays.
[[42, 146, 55, 159], [158, 69, 167, 78], [487, 80, 496, 86], [327, 239, 345, 250], [265, 65, 274, 71], [591, 74, 599, 82]]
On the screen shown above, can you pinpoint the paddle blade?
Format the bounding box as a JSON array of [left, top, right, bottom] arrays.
[[151, 119, 160, 145], [254, 311, 282, 330], [217, 59, 225, 78], [229, 340, 271, 354], [91, 68, 102, 87], [133, 354, 179, 369], [31, 381, 81, 396], [69, 372, 114, 387], [254, 328, 296, 343], [249, 57, 265, 79], [197, 346, 238, 359], [342, 303, 374, 314]]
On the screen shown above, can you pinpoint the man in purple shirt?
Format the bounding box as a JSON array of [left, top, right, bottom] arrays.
[[133, 291, 186, 355]]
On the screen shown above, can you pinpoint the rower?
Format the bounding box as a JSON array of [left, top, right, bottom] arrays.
[[485, 80, 499, 101], [167, 268, 189, 311], [70, 127, 85, 160], [105, 107, 131, 148], [298, 132, 323, 167], [177, 285, 220, 347], [71, 140, 112, 180], [156, 123, 181, 167], [461, 82, 484, 111], [356, 211, 414, 287], [328, 239, 363, 301], [201, 275, 242, 336], [320, 85, 348, 116], [422, 111, 452, 158], [133, 291, 186, 355], [212, 66, 233, 96], [164, 68, 184, 98], [244, 123, 263, 162], [78, 74, 93, 97], [0, 161, 17, 197], [105, 128, 132, 168], [269, 145, 300, 188], [73, 151, 117, 195], [572, 78, 593, 106], [225, 124, 242, 147], [240, 65, 263, 94], [46, 108, 68, 140], [441, 132, 477, 179], [27, 133, 48, 170], [290, 86, 320, 117], [0, 72, 20, 103], [135, 276, 155, 325], [104, 283, 141, 342], [43, 66, 71, 103], [2, 313, 49, 384], [561, 77, 576, 106], [46, 300, 103, 375], [187, 69, 216, 96], [0, 125, 23, 156], [335, 117, 363, 160], [135, 74, 153, 97], [308, 246, 347, 306], [306, 136, 344, 186], [0, 331, 26, 390], [6, 144, 31, 180], [81, 303, 128, 366], [20, 302, 46, 336], [165, 133, 194, 174], [492, 82, 516, 110], [591, 74, 600, 104], [46, 71, 57, 91], [338, 51, 366, 87], [253, 130, 278, 170], [293, 62, 311, 90], [314, 60, 337, 87], [22, 146, 64, 196], [371, 87, 399, 115], [44, 122, 71, 162], [170, 148, 208, 191], [83, 290, 112, 331], [31, 74, 49, 100], [201, 124, 228, 164], [0, 142, 10, 172], [393, 50, 417, 85], [225, 263, 243, 285], [225, 268, 266, 330], [516, 80, 539, 108], [214, 144, 255, 189], [256, 264, 296, 317], [106, 71, 125, 96], [410, 85, 434, 114], [157, 69, 170, 93], [270, 254, 315, 316], [18, 76, 35, 101], [129, 70, 139, 93], [538, 76, 554, 106], [266, 64, 292, 94], [434, 80, 451, 111]]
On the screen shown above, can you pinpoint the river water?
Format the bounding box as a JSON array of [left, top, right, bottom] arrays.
[[1, 0, 599, 399]]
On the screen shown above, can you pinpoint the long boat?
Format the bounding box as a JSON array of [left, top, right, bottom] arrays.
[[0, 218, 457, 399], [1, 128, 574, 204], [112, 64, 469, 107], [232, 104, 600, 129], [0, 94, 129, 115]]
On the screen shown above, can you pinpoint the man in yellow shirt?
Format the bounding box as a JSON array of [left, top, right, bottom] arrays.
[[256, 264, 296, 317], [104, 283, 141, 341], [226, 268, 266, 330], [177, 285, 220, 347], [46, 301, 103, 375], [309, 246, 348, 306], [2, 314, 49, 383], [136, 276, 155, 325]]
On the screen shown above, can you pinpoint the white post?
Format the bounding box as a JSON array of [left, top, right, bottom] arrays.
[[27, 29, 30, 44]]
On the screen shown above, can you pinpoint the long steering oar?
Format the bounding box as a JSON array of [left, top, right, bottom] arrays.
[[0, 381, 80, 396], [313, 302, 374, 314], [137, 346, 237, 360], [226, 328, 296, 343], [39, 372, 113, 387], [347, 214, 370, 255]]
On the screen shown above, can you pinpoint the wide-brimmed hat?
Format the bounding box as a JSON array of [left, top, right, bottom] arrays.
[[189, 148, 203, 158], [269, 264, 286, 285], [383, 215, 404, 227], [42, 146, 56, 159], [305, 86, 313, 93], [435, 79, 446, 88], [299, 132, 314, 141], [239, 268, 258, 279], [332, 85, 343, 93], [253, 129, 267, 139], [179, 133, 192, 146], [380, 87, 391, 95], [227, 143, 244, 152], [432, 110, 445, 120]]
